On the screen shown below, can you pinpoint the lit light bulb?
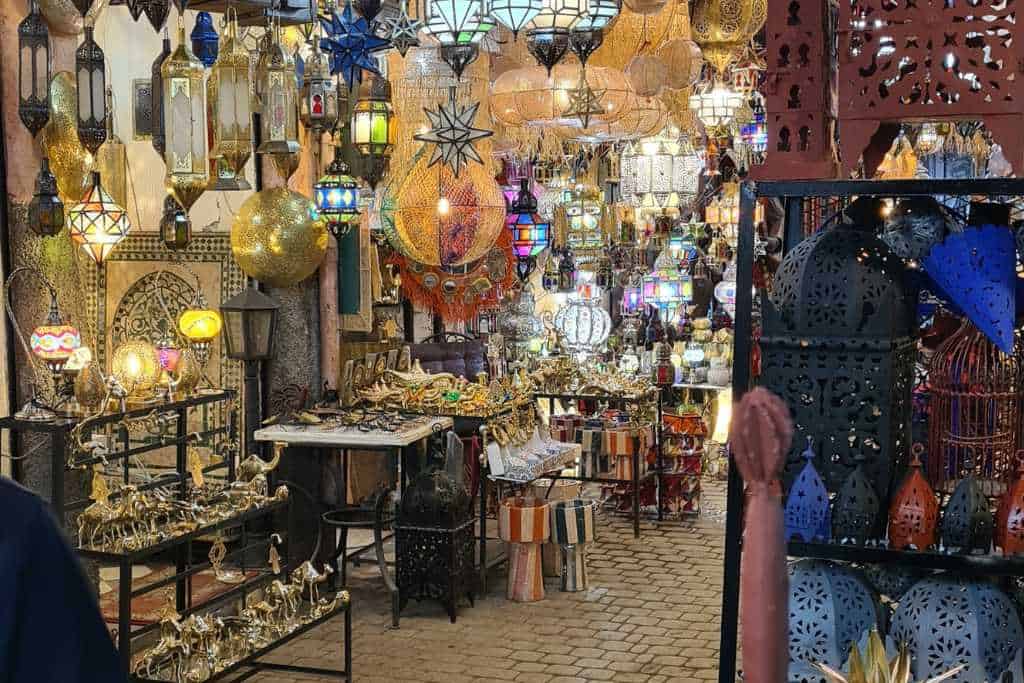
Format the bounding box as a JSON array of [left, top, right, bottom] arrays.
[[437, 197, 450, 215]]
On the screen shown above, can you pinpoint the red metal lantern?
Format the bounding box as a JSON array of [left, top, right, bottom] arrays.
[[996, 457, 1024, 556], [887, 445, 938, 551]]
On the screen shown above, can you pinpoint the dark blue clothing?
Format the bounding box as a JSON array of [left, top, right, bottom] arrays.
[[0, 477, 123, 682]]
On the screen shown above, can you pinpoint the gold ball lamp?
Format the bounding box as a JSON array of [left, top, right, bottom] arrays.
[[162, 21, 209, 212], [111, 340, 162, 400], [657, 39, 703, 89], [230, 188, 328, 287], [626, 54, 668, 97], [691, 0, 754, 74], [39, 71, 93, 201], [391, 158, 505, 267]]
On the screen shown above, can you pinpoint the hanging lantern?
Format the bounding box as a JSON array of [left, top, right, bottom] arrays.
[[557, 248, 576, 292], [219, 285, 280, 362], [67, 171, 130, 264], [507, 178, 551, 260], [163, 20, 209, 212], [562, 184, 608, 251], [542, 253, 559, 292], [642, 245, 691, 322], [566, 94, 668, 143], [622, 0, 666, 14], [314, 151, 360, 236], [689, 81, 745, 134], [940, 475, 993, 554], [255, 24, 300, 157], [159, 194, 191, 250], [29, 158, 64, 237], [691, 0, 753, 74], [208, 12, 253, 192], [626, 54, 667, 97], [620, 131, 703, 215], [75, 26, 107, 155], [190, 11, 219, 67], [831, 454, 880, 545], [784, 437, 831, 543], [499, 285, 544, 341], [738, 96, 767, 155], [424, 0, 494, 78], [145, 0, 169, 31], [95, 87, 127, 208], [18, 0, 50, 137], [553, 296, 612, 354], [490, 64, 633, 131], [351, 74, 395, 189], [524, 0, 587, 73], [657, 38, 702, 90], [300, 36, 340, 137], [568, 0, 620, 65], [489, 0, 543, 37], [887, 445, 939, 551], [151, 29, 172, 158]]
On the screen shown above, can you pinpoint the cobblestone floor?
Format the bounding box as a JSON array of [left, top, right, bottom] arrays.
[[255, 479, 728, 682]]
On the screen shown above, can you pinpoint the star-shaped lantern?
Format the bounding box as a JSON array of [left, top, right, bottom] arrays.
[[563, 73, 605, 129], [320, 2, 390, 89], [414, 95, 493, 176], [382, 8, 422, 57]]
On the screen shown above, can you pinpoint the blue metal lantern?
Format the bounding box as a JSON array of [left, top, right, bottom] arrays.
[[784, 437, 831, 543], [190, 12, 219, 68], [314, 153, 361, 237]]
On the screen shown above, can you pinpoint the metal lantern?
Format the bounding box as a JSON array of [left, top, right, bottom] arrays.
[[557, 248, 576, 292], [67, 171, 130, 264], [553, 297, 612, 354], [507, 178, 550, 278], [831, 453, 880, 546], [424, 0, 494, 77], [542, 253, 559, 292], [620, 132, 703, 215], [163, 22, 209, 212], [787, 559, 881, 683], [190, 11, 219, 67], [568, 0, 620, 65], [145, 0, 170, 31], [314, 152, 360, 236], [351, 75, 394, 189], [95, 88, 127, 208], [498, 285, 543, 341], [691, 0, 754, 74], [940, 475, 993, 554], [208, 12, 253, 192], [18, 0, 50, 137], [762, 198, 916, 497], [300, 37, 340, 136], [562, 184, 607, 251], [689, 81, 745, 134], [927, 321, 1021, 496], [642, 246, 691, 323], [75, 26, 107, 155], [219, 286, 280, 361], [891, 576, 1024, 682], [151, 30, 172, 157], [255, 25, 300, 156], [524, 0, 587, 73], [784, 437, 831, 543], [887, 446, 939, 550], [489, 0, 543, 36], [28, 158, 64, 237], [159, 194, 191, 250]]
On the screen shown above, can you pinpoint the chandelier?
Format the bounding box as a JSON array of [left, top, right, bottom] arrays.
[[620, 129, 704, 215], [689, 82, 745, 133]]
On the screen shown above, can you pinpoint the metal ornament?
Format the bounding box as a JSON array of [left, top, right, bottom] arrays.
[[381, 8, 421, 57], [255, 25, 301, 158], [18, 0, 50, 137], [553, 297, 612, 354], [413, 94, 493, 177], [890, 576, 1024, 682], [562, 72, 605, 129], [526, 28, 570, 74], [208, 12, 253, 191], [784, 437, 831, 543], [787, 559, 881, 682], [75, 26, 107, 155], [887, 445, 938, 551], [568, 28, 604, 66], [162, 21, 209, 211], [319, 2, 388, 90], [831, 453, 880, 546], [144, 0, 169, 31], [189, 11, 219, 67], [439, 44, 479, 80], [940, 475, 993, 555], [881, 197, 957, 261]]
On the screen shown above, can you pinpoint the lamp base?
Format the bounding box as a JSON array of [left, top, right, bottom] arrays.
[[207, 174, 252, 191]]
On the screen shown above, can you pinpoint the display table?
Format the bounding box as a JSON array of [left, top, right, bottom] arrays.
[[254, 415, 454, 449]]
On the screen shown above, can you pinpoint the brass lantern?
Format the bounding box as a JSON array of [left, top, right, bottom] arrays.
[[75, 25, 107, 155], [255, 25, 300, 156], [163, 20, 209, 212], [208, 11, 253, 192], [691, 0, 754, 74], [299, 36, 340, 137], [95, 87, 127, 208], [18, 0, 50, 137], [351, 74, 395, 189]]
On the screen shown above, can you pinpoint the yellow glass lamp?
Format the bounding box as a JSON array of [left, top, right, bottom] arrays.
[[111, 340, 162, 401], [178, 292, 222, 390]]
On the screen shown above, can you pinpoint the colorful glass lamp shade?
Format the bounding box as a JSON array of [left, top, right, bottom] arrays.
[[30, 317, 81, 375], [179, 306, 223, 344], [489, 0, 543, 36], [507, 178, 550, 280], [351, 75, 395, 189], [67, 172, 131, 264], [299, 37, 340, 136], [315, 154, 361, 237], [784, 437, 831, 543]]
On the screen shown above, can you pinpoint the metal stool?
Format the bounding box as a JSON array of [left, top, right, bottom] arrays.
[[321, 489, 396, 590]]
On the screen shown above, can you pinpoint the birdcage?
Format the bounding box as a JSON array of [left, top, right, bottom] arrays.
[[926, 320, 1022, 497]]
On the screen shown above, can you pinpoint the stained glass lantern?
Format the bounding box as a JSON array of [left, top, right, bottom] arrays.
[[563, 184, 606, 251], [784, 437, 830, 543], [75, 26, 107, 155], [30, 298, 81, 374], [689, 82, 744, 134], [67, 171, 130, 264], [542, 253, 559, 292], [887, 445, 938, 550], [29, 158, 64, 237], [891, 577, 1023, 682], [424, 0, 494, 77], [208, 12, 253, 192], [507, 178, 550, 278], [569, 0, 620, 65], [159, 194, 191, 250], [642, 246, 691, 323], [524, 0, 587, 73], [940, 475, 993, 555], [151, 30, 172, 157], [787, 559, 881, 682], [190, 11, 219, 67], [314, 152, 360, 236], [739, 97, 767, 154], [18, 0, 50, 137], [163, 21, 209, 212], [256, 25, 300, 157], [489, 0, 543, 36], [553, 297, 613, 354], [620, 131, 703, 215], [300, 37, 340, 136], [351, 75, 395, 188], [178, 295, 222, 373], [832, 453, 880, 545], [220, 285, 280, 361], [762, 199, 916, 496]]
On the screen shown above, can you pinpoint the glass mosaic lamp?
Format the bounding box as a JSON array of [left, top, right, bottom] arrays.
[[315, 150, 361, 237], [67, 171, 130, 264]]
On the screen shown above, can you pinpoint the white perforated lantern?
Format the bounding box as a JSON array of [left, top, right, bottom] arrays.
[[553, 297, 612, 353]]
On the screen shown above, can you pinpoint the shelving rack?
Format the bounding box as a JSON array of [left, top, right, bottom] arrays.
[[718, 178, 1024, 683]]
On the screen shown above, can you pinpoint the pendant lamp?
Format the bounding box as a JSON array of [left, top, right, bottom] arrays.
[[163, 18, 209, 212], [208, 10, 253, 191], [67, 171, 131, 264]]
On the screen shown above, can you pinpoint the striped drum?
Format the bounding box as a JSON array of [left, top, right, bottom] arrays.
[[499, 497, 551, 602], [549, 498, 598, 592], [531, 479, 584, 577]]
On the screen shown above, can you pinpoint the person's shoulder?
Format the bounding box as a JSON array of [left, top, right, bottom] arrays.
[[0, 477, 47, 531]]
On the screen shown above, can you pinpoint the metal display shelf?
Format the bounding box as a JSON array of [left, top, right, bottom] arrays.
[[717, 178, 1024, 683]]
